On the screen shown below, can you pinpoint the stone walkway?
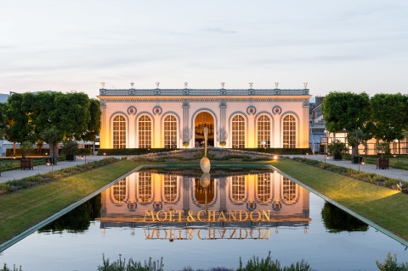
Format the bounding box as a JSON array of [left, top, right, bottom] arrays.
[[283, 154, 408, 182], [0, 156, 127, 184]]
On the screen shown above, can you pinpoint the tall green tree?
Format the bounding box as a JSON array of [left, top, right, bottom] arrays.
[[370, 93, 408, 145], [81, 99, 101, 142], [322, 92, 372, 154], [4, 93, 35, 157]]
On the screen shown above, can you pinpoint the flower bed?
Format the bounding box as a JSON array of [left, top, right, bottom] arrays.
[[0, 158, 118, 195], [292, 157, 407, 193]]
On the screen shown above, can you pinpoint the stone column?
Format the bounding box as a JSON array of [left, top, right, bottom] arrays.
[[182, 100, 190, 144], [219, 178, 227, 212], [219, 100, 227, 143], [182, 177, 190, 212], [302, 99, 310, 148], [100, 100, 107, 148]]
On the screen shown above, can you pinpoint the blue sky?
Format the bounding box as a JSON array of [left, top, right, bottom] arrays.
[[0, 0, 407, 99]]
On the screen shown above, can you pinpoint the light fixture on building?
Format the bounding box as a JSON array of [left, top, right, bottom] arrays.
[[275, 82, 279, 89], [304, 83, 308, 89], [101, 82, 105, 89], [221, 82, 225, 89], [249, 82, 253, 89], [184, 82, 188, 89], [130, 82, 134, 89], [156, 82, 160, 89]]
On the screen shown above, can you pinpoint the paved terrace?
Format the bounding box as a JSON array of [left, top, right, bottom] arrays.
[[0, 156, 125, 184], [284, 154, 408, 182]]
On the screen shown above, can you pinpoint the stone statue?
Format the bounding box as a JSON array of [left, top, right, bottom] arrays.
[[200, 127, 211, 213], [200, 127, 211, 173]]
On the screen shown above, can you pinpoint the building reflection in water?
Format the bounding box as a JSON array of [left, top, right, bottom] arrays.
[[101, 171, 310, 236]]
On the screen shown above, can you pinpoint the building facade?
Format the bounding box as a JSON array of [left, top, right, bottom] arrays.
[[98, 87, 311, 149]]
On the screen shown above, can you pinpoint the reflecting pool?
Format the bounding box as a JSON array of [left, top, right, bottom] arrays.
[[1, 168, 407, 270]]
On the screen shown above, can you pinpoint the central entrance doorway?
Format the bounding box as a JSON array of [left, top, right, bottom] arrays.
[[194, 112, 214, 147]]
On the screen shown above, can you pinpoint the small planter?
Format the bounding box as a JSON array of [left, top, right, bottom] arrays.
[[377, 158, 389, 169], [334, 154, 343, 161], [66, 154, 76, 161], [351, 156, 363, 164]]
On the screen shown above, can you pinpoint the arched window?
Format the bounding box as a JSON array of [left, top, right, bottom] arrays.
[[164, 115, 177, 148], [283, 115, 296, 148], [232, 115, 245, 148], [164, 175, 177, 203], [113, 115, 126, 149], [112, 179, 127, 203], [231, 176, 245, 202], [282, 177, 296, 202], [257, 115, 271, 148], [257, 173, 271, 202], [138, 172, 152, 203], [138, 115, 152, 148]]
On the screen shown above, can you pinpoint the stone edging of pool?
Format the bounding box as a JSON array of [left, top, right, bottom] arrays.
[[2, 163, 407, 253], [267, 164, 408, 247]]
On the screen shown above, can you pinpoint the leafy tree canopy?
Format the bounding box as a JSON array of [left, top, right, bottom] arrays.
[[322, 92, 372, 138], [370, 93, 408, 142]]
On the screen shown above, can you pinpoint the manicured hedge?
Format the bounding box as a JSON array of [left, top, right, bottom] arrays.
[[97, 148, 180, 155], [77, 148, 92, 155], [97, 147, 311, 155], [226, 148, 313, 154], [6, 148, 55, 157]]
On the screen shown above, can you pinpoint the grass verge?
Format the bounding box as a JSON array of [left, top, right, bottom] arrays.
[[0, 160, 138, 244], [269, 158, 408, 241]]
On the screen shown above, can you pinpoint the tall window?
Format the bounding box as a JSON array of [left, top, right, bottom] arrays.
[[257, 173, 271, 202], [138, 172, 152, 203], [282, 177, 296, 202], [232, 115, 245, 148], [283, 115, 296, 148], [164, 175, 177, 203], [138, 115, 152, 148], [164, 115, 177, 148], [231, 176, 245, 202], [113, 115, 126, 149], [112, 179, 127, 203], [257, 115, 271, 148]]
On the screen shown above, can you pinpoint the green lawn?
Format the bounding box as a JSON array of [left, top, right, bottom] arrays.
[[0, 160, 138, 244], [269, 159, 408, 241]]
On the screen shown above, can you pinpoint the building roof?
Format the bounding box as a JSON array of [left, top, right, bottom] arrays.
[[99, 88, 310, 97]]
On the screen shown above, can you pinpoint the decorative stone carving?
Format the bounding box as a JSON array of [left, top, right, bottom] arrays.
[[219, 99, 227, 108], [182, 99, 190, 108], [303, 99, 310, 107], [127, 106, 137, 116], [272, 106, 282, 115], [246, 106, 256, 115], [153, 106, 162, 116]]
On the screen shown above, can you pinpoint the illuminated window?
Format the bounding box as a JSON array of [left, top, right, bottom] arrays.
[[113, 179, 127, 203], [283, 115, 296, 148], [282, 177, 296, 202], [164, 115, 177, 148], [231, 176, 245, 202], [257, 115, 271, 148], [113, 115, 126, 149], [232, 115, 245, 148], [257, 173, 271, 202], [164, 175, 177, 203], [138, 115, 152, 148], [194, 178, 215, 205], [138, 172, 152, 203]]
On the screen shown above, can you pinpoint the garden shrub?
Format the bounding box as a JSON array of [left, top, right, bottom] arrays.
[[237, 252, 311, 271]]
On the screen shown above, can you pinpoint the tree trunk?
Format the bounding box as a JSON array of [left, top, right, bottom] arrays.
[[22, 150, 26, 159], [353, 145, 358, 156], [49, 137, 54, 157], [53, 142, 59, 158], [13, 142, 16, 156]]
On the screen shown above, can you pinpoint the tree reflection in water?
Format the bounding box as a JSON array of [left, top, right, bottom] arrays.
[[39, 194, 102, 233], [321, 202, 368, 233]]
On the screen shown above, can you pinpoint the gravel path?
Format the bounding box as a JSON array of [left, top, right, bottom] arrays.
[[0, 156, 127, 183], [283, 154, 408, 182]]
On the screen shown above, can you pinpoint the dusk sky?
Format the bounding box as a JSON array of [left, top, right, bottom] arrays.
[[1, 0, 407, 99]]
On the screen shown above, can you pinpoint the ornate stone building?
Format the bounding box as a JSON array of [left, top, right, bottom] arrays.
[[98, 85, 311, 149]]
